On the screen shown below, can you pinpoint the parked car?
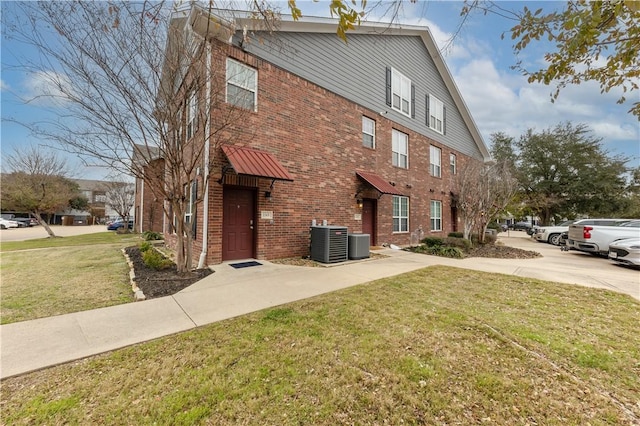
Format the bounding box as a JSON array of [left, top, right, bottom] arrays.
[[510, 221, 532, 231], [1, 214, 33, 227], [567, 219, 640, 256], [534, 218, 631, 246], [608, 238, 640, 267], [0, 218, 20, 229], [107, 220, 134, 231]]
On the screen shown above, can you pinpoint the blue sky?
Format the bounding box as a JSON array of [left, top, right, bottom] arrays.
[[2, 1, 639, 179]]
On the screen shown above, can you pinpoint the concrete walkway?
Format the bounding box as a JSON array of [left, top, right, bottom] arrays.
[[2, 234, 638, 379]]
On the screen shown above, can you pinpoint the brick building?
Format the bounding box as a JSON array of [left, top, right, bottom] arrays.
[[134, 6, 491, 266]]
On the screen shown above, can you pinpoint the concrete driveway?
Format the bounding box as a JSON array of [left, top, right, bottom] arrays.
[[492, 231, 639, 299], [0, 224, 109, 242]]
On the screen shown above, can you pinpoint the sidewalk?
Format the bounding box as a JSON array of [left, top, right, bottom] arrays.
[[2, 235, 638, 379]]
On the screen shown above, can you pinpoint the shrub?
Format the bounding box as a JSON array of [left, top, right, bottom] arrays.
[[142, 248, 173, 270], [448, 232, 464, 238], [484, 233, 497, 245], [438, 246, 464, 259], [444, 236, 472, 251], [143, 231, 163, 241], [421, 237, 444, 248], [139, 241, 152, 252]]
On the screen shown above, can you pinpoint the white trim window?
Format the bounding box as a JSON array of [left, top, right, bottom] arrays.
[[428, 95, 444, 134], [362, 116, 375, 149], [430, 145, 441, 178], [393, 196, 409, 233], [392, 68, 412, 116], [226, 58, 257, 111], [450, 153, 457, 175], [186, 91, 197, 139], [392, 129, 409, 169], [430, 200, 442, 231]]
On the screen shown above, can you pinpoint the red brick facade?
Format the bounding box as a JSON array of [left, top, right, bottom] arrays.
[[136, 41, 479, 266]]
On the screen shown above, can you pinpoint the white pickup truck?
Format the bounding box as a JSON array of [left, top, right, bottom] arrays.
[[567, 220, 640, 256]]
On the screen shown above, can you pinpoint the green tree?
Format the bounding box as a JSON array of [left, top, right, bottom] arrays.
[[492, 122, 629, 225], [468, 0, 640, 117], [1, 147, 82, 237]]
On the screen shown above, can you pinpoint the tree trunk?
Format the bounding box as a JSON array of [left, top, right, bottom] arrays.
[[33, 211, 58, 237]]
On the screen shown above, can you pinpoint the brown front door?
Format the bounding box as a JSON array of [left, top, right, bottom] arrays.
[[361, 198, 376, 246], [222, 188, 255, 261]]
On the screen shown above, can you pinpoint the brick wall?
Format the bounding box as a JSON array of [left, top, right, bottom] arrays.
[[192, 43, 481, 265]]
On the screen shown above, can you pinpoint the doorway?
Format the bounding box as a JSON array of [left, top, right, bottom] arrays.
[[361, 198, 377, 246], [222, 188, 255, 261]]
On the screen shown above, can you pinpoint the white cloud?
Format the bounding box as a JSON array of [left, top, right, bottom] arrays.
[[0, 79, 8, 91], [22, 70, 74, 107]]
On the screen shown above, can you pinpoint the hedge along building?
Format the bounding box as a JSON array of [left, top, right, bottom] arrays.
[[134, 5, 491, 266]]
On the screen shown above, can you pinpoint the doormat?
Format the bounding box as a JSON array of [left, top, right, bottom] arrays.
[[229, 261, 262, 269]]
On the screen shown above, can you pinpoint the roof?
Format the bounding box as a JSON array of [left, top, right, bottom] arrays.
[[221, 145, 293, 181], [356, 171, 404, 196]]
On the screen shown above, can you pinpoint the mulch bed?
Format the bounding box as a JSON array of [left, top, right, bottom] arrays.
[[124, 247, 213, 299], [465, 244, 541, 259]]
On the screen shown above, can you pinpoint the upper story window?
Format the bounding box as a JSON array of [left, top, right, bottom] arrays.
[[392, 129, 409, 169], [362, 116, 375, 149], [427, 95, 445, 134], [386, 67, 414, 118], [186, 91, 197, 139], [430, 200, 442, 231], [226, 58, 257, 111], [450, 153, 457, 175], [430, 145, 441, 178], [393, 195, 409, 233]]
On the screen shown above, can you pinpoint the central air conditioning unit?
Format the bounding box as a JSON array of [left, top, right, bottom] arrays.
[[348, 234, 370, 260], [310, 226, 348, 263]]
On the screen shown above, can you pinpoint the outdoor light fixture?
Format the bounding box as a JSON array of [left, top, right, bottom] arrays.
[[265, 191, 272, 200], [357, 198, 363, 209]]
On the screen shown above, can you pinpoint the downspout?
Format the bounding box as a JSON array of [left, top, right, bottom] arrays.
[[197, 41, 212, 269], [139, 179, 144, 232]]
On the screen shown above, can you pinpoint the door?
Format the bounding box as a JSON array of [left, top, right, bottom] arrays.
[[361, 198, 376, 246], [222, 188, 255, 261]]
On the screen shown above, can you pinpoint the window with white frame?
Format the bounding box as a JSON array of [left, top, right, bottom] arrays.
[[186, 91, 197, 139], [430, 145, 441, 177], [392, 129, 409, 169], [430, 200, 442, 231], [393, 196, 409, 233], [450, 153, 457, 175], [392, 68, 412, 116], [184, 181, 197, 236], [428, 95, 444, 133], [226, 58, 257, 111], [362, 116, 375, 149]]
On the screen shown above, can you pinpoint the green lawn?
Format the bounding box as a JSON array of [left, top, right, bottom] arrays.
[[2, 266, 638, 425], [0, 233, 140, 324]]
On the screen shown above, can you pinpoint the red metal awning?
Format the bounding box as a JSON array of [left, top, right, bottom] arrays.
[[221, 145, 293, 181], [356, 171, 404, 196]]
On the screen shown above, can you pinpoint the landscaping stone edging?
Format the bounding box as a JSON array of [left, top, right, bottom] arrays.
[[121, 248, 146, 301]]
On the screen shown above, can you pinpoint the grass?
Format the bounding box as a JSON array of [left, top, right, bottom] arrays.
[[0, 233, 140, 324], [2, 266, 639, 425]]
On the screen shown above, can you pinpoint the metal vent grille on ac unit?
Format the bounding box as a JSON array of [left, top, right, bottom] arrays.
[[310, 226, 348, 263]]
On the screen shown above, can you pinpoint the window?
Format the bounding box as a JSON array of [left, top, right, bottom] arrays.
[[391, 68, 412, 116], [428, 95, 445, 134], [430, 145, 441, 177], [392, 129, 408, 169], [430, 200, 442, 231], [184, 181, 198, 237], [186, 91, 197, 139], [226, 58, 257, 111], [94, 194, 107, 203], [450, 153, 457, 175], [393, 196, 409, 233], [362, 116, 375, 149]]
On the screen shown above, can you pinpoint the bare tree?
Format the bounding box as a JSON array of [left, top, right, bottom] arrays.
[[454, 160, 518, 243], [3, 1, 261, 271], [1, 146, 80, 237], [104, 181, 135, 233]]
